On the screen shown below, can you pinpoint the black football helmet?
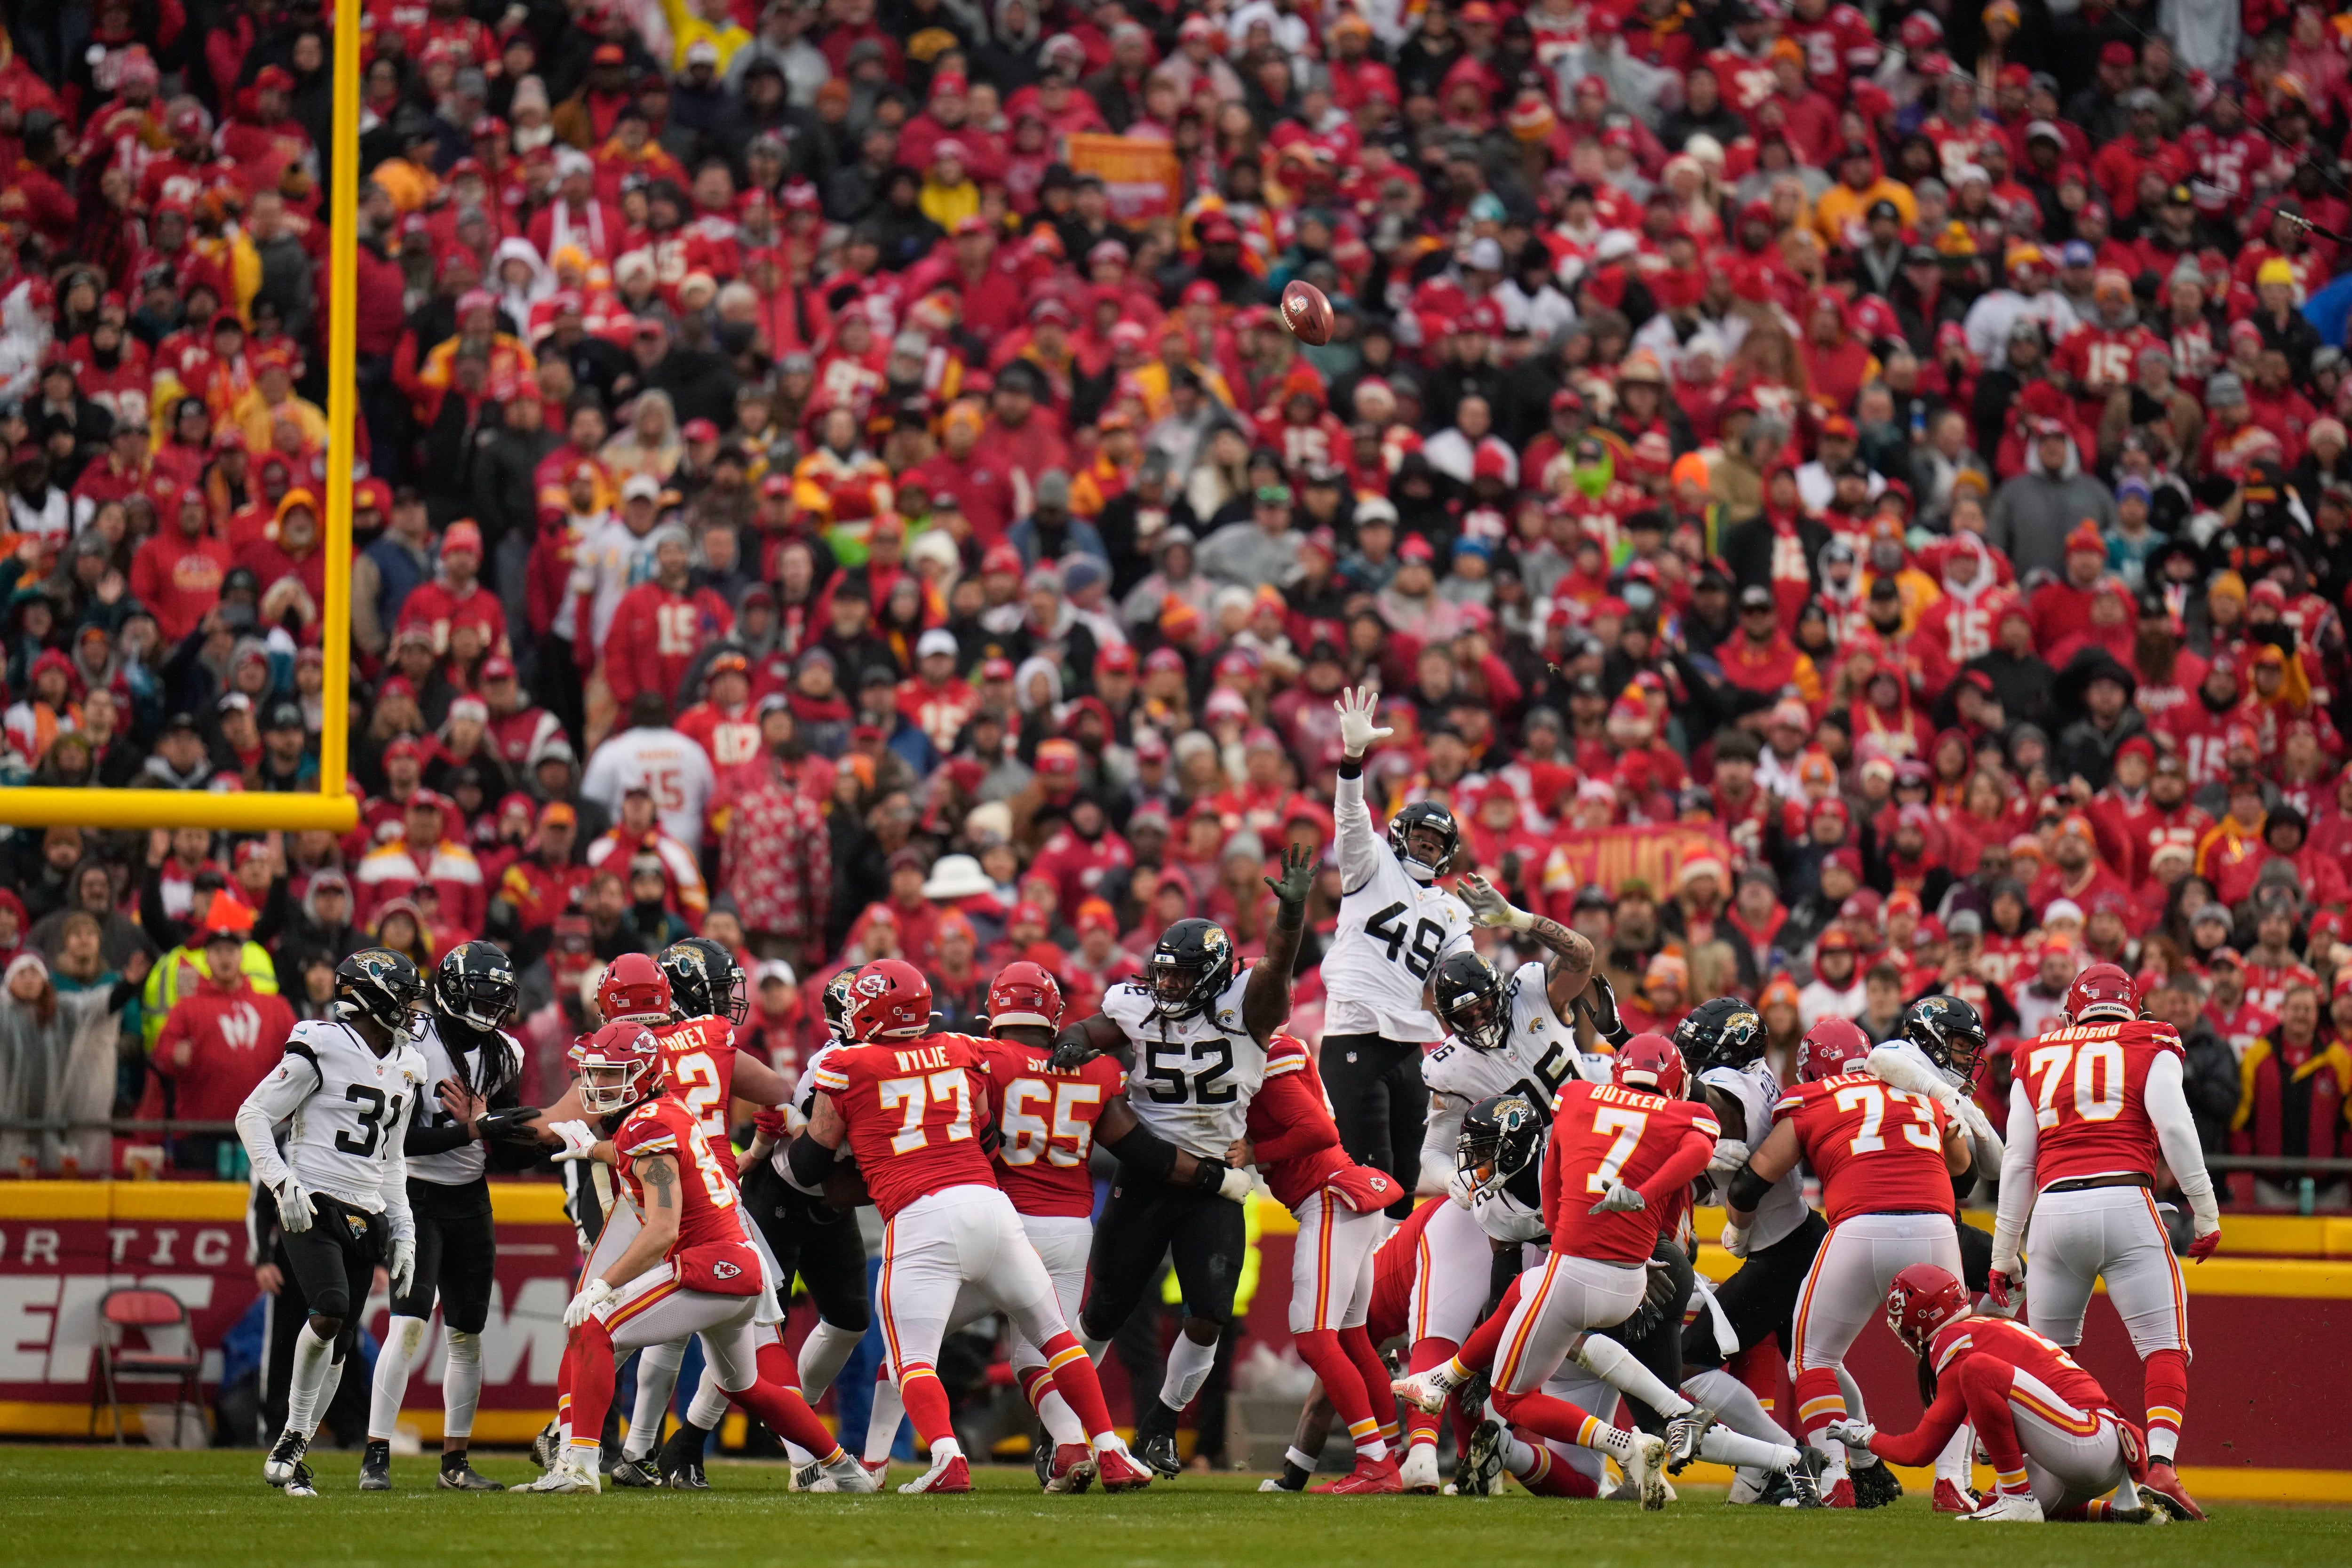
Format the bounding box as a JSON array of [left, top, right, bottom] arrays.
[[660, 936, 747, 1023], [1387, 799, 1460, 882], [1902, 994, 1989, 1080], [1433, 950, 1510, 1051], [1458, 1093, 1544, 1193], [434, 940, 517, 1032], [336, 948, 426, 1034], [1674, 996, 1767, 1076], [1147, 918, 1236, 1021], [820, 970, 858, 1043]]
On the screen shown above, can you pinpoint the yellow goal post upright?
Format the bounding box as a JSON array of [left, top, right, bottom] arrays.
[[3, 5, 363, 836]]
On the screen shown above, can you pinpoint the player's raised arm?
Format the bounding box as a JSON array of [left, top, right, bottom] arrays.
[[1330, 684, 1392, 892], [1458, 871, 1597, 1016], [1244, 844, 1316, 1044]]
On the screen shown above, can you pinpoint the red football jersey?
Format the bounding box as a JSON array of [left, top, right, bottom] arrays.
[[1242, 1035, 1359, 1211], [613, 1095, 744, 1251], [978, 1035, 1123, 1220], [1928, 1314, 2117, 1418], [651, 1014, 740, 1175], [1774, 1073, 1955, 1225], [2015, 1018, 2183, 1189], [813, 1033, 998, 1221], [1544, 1080, 1720, 1265]]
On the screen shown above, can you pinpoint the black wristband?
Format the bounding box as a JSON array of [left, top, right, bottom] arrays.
[[1725, 1161, 1771, 1213], [1189, 1156, 1232, 1194], [1338, 757, 1363, 779], [785, 1131, 834, 1191]]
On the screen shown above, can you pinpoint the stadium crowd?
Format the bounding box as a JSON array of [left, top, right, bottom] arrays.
[[0, 0, 2349, 1202]]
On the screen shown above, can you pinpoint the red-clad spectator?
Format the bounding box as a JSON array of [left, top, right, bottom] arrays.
[[396, 519, 508, 657], [149, 913, 296, 1154], [598, 524, 735, 715], [351, 792, 487, 939], [127, 485, 231, 643]]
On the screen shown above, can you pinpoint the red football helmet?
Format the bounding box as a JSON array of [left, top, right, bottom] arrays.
[[1612, 1032, 1687, 1098], [1799, 1016, 1873, 1081], [986, 961, 1065, 1032], [846, 958, 935, 1041], [597, 952, 672, 1022], [574, 1021, 663, 1115], [1885, 1263, 1972, 1356], [2065, 961, 2138, 1025]]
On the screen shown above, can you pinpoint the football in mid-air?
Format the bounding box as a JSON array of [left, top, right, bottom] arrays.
[[1282, 279, 1334, 346]]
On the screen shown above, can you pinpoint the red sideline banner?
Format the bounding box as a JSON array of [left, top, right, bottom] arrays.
[[0, 1183, 580, 1441], [1537, 824, 1733, 898]]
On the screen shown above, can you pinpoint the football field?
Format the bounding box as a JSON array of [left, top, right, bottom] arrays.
[[7, 1448, 2348, 1568]]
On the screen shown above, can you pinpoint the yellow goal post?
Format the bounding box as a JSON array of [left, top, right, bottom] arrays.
[[5, 5, 364, 834]]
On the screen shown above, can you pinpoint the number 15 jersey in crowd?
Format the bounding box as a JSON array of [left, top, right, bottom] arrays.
[[1100, 971, 1267, 1161], [1322, 770, 1473, 1042]]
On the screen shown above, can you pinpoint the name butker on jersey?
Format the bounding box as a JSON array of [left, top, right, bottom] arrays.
[[267, 1019, 429, 1210], [1099, 969, 1268, 1161], [1774, 1072, 1956, 1226], [1426, 961, 1613, 1116], [1322, 771, 1473, 1042], [404, 1016, 522, 1186]]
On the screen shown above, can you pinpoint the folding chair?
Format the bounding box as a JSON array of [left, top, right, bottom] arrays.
[[88, 1288, 204, 1445]]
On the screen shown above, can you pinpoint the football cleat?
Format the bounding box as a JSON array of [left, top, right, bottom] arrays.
[[528, 1420, 562, 1472], [1258, 1477, 1299, 1493], [2141, 1461, 2205, 1521], [1663, 1409, 1714, 1471], [1095, 1441, 1154, 1493], [1456, 1422, 1507, 1497], [1311, 1455, 1403, 1495], [1933, 1477, 1979, 1513], [264, 1429, 310, 1488], [1032, 1440, 1054, 1491], [436, 1459, 504, 1491], [1399, 1442, 1442, 1495], [282, 1462, 318, 1498], [525, 1459, 600, 1495], [1963, 1492, 2046, 1523], [359, 1439, 391, 1491], [1823, 1477, 1857, 1508], [1391, 1369, 1459, 1416], [655, 1426, 709, 1489], [608, 1456, 660, 1489], [1850, 1456, 1903, 1508], [1042, 1443, 1097, 1494], [1782, 1448, 1830, 1508], [1623, 1433, 1671, 1511], [899, 1450, 972, 1494], [803, 1452, 882, 1494], [1135, 1429, 1183, 1478]]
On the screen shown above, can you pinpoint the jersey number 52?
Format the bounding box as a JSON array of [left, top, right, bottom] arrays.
[[1144, 1039, 1236, 1105]]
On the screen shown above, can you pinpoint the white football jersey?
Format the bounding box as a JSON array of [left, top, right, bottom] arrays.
[[405, 1016, 524, 1186], [580, 724, 716, 848], [774, 1041, 856, 1195], [1100, 968, 1267, 1160], [1419, 962, 1613, 1188], [1699, 1061, 1810, 1252], [1320, 772, 1473, 1041], [238, 1019, 429, 1215]]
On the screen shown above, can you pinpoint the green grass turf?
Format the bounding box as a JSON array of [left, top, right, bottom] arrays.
[[5, 1446, 2347, 1568]]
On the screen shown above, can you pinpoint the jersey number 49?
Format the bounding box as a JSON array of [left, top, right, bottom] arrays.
[[1365, 901, 1448, 978]]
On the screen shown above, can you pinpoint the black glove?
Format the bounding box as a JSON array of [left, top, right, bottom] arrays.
[[1577, 973, 1632, 1047], [1048, 1037, 1099, 1074], [474, 1105, 541, 1142]]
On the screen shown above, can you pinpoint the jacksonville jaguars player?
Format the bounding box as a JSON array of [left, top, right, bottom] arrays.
[[364, 941, 530, 1492], [1320, 685, 1475, 1211], [1050, 847, 1316, 1475], [236, 950, 429, 1497]]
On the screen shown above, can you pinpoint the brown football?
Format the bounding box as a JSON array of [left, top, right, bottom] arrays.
[[1282, 279, 1334, 346]]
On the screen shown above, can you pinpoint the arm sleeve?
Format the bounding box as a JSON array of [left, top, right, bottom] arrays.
[[1863, 1372, 1973, 1468], [234, 1048, 321, 1194], [379, 1091, 417, 1245], [1246, 1067, 1342, 1164], [1865, 1043, 1955, 1102], [403, 1114, 477, 1155], [1334, 765, 1383, 895], [2142, 1049, 2219, 1228], [1636, 1124, 1719, 1209], [1420, 1096, 1467, 1195], [1990, 1075, 2040, 1271]]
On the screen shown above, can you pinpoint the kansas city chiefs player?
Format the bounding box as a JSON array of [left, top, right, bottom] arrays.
[[530, 1022, 871, 1494], [1728, 1015, 1973, 1507], [793, 959, 1152, 1494], [1832, 1265, 2173, 1524], [1990, 962, 2219, 1522]]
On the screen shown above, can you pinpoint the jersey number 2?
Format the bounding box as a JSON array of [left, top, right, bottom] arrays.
[[1365, 902, 1447, 979], [334, 1084, 405, 1158]]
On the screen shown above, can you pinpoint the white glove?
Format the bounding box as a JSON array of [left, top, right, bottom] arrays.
[[1458, 872, 1534, 931], [1707, 1138, 1751, 1175], [1957, 1098, 2002, 1154], [1824, 1418, 1875, 1454], [548, 1119, 599, 1161], [1216, 1166, 1254, 1203], [1588, 1181, 1645, 1215], [1333, 685, 1392, 758], [564, 1278, 616, 1329], [1719, 1218, 1749, 1258], [1446, 1167, 1482, 1208], [274, 1176, 314, 1234], [389, 1236, 416, 1300]]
